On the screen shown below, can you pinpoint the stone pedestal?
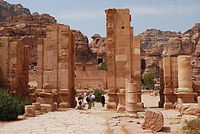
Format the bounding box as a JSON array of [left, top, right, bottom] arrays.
[[24, 105, 35, 117], [164, 92, 174, 109], [117, 89, 125, 113], [59, 89, 70, 109], [126, 82, 138, 114], [107, 92, 117, 110], [176, 56, 197, 103], [162, 57, 178, 109], [198, 96, 200, 107], [137, 92, 144, 111]]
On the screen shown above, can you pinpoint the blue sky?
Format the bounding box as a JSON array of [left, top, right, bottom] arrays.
[[6, 0, 200, 40]]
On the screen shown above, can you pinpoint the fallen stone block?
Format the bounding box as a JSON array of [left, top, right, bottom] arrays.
[[32, 102, 41, 110], [24, 105, 35, 117], [142, 110, 164, 132]]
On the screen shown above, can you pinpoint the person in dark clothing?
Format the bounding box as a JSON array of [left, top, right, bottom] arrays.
[[86, 95, 92, 109], [100, 95, 105, 107], [77, 95, 83, 110]]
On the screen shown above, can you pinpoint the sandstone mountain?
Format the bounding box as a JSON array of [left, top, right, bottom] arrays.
[[89, 34, 106, 58], [0, 0, 31, 21], [72, 30, 96, 64], [140, 24, 200, 91]]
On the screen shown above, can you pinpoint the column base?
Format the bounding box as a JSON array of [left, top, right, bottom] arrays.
[[164, 102, 174, 109], [127, 103, 138, 114], [107, 102, 117, 110], [158, 101, 164, 108], [176, 92, 197, 104], [137, 102, 144, 111], [117, 105, 125, 113], [59, 102, 70, 109]]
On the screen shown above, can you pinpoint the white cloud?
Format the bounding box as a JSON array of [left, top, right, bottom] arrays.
[[130, 5, 200, 16], [56, 10, 104, 20]]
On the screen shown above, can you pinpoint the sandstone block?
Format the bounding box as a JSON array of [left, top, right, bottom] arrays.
[[32, 102, 41, 110], [198, 96, 200, 106], [41, 104, 54, 113], [179, 104, 200, 116], [24, 105, 35, 117], [59, 102, 70, 109], [142, 110, 164, 132]]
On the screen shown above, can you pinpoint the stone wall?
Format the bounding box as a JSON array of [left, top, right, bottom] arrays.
[[0, 37, 29, 97], [36, 24, 76, 108], [75, 62, 106, 90]]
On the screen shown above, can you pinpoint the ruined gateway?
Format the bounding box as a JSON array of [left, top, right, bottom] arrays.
[[0, 8, 198, 115]]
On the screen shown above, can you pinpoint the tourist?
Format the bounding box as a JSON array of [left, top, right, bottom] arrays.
[[91, 93, 95, 107], [86, 95, 92, 109], [101, 95, 105, 107], [77, 94, 83, 110]]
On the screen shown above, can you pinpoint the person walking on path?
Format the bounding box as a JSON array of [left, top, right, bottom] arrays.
[[101, 95, 105, 107], [86, 95, 92, 109], [91, 93, 95, 107]]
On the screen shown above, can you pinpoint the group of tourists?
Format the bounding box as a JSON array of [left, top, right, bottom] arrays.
[[76, 92, 105, 110]]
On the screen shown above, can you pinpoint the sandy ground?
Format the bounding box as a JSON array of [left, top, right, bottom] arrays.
[[0, 94, 182, 134]]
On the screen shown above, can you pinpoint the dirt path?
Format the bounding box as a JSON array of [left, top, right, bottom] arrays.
[[0, 94, 182, 134], [0, 106, 109, 134]]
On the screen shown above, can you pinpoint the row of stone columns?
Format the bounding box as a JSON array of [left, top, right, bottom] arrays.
[[162, 55, 197, 110]]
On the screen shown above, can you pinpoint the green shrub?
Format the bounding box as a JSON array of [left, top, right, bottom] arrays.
[[0, 89, 30, 121], [97, 62, 107, 70], [93, 89, 103, 102], [143, 69, 156, 90], [183, 116, 200, 134]]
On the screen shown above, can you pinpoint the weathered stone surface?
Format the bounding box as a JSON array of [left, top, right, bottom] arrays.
[[0, 0, 31, 21], [32, 102, 41, 110], [0, 37, 29, 97], [142, 110, 164, 132], [105, 9, 141, 111], [24, 105, 35, 117], [140, 29, 181, 57], [89, 34, 106, 58], [176, 104, 200, 116], [36, 24, 76, 109]]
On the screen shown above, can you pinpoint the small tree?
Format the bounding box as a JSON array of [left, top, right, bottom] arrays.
[[143, 69, 156, 90], [183, 116, 200, 134], [0, 89, 30, 121], [97, 62, 107, 70], [93, 89, 104, 102]]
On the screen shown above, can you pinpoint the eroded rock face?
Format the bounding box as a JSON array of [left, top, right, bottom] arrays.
[[0, 0, 31, 21], [89, 34, 106, 58], [140, 29, 181, 57], [72, 30, 96, 63], [0, 13, 57, 67], [142, 110, 164, 132], [140, 24, 200, 93]]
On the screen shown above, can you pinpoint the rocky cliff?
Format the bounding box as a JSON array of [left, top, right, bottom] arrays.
[[72, 30, 96, 65], [89, 34, 106, 58], [0, 13, 57, 67], [0, 0, 31, 21], [140, 24, 200, 92]]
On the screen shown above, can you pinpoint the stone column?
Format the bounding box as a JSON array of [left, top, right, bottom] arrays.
[[176, 55, 197, 103], [132, 36, 143, 110], [105, 9, 117, 110], [126, 81, 138, 114], [159, 59, 164, 108], [117, 89, 125, 112], [163, 57, 174, 109]]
